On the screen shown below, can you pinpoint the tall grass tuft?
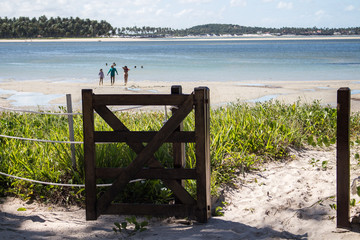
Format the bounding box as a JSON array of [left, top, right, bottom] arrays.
[[0, 100, 359, 205]]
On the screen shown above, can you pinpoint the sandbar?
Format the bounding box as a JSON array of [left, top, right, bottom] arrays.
[[0, 79, 360, 112]]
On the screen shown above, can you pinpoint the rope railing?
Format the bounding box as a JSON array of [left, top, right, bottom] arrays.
[[0, 103, 160, 145], [111, 105, 145, 112], [0, 99, 164, 188], [0, 134, 84, 144], [0, 103, 148, 144], [0, 171, 143, 188], [0, 106, 81, 115], [0, 105, 146, 115]]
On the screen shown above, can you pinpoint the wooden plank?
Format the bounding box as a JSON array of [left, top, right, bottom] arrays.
[[94, 131, 195, 143], [93, 94, 190, 106], [104, 203, 195, 218], [194, 87, 211, 223], [82, 89, 97, 220], [171, 85, 186, 204], [96, 168, 197, 179], [336, 87, 351, 229], [96, 94, 195, 214], [66, 94, 76, 170], [171, 85, 186, 168]]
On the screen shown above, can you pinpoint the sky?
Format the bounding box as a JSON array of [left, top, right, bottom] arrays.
[[1, 0, 359, 29]]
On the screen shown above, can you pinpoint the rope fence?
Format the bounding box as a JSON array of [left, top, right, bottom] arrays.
[[0, 105, 145, 115], [0, 106, 81, 115], [0, 134, 84, 144], [0, 95, 164, 188], [0, 171, 143, 188]]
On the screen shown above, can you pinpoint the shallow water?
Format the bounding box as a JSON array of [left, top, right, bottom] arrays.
[[1, 38, 360, 84], [1, 38, 360, 106]]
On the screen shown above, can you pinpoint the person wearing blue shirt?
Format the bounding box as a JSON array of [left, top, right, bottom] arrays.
[[107, 65, 118, 86]]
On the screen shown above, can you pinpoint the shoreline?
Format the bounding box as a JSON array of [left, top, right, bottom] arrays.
[[1, 79, 360, 112], [1, 35, 360, 43]]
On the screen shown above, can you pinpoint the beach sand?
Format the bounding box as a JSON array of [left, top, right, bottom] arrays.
[[1, 147, 360, 239], [1, 79, 360, 239], [1, 79, 360, 111]]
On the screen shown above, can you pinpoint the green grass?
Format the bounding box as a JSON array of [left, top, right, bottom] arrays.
[[0, 100, 359, 205]]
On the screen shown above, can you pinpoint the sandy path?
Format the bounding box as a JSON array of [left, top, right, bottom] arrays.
[[1, 148, 360, 239]]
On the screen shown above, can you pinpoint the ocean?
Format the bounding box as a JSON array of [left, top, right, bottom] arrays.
[[1, 38, 360, 83]]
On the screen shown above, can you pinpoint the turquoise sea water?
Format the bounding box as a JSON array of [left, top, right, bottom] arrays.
[[1, 38, 360, 83]]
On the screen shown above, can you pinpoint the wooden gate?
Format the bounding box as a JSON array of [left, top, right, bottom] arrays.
[[82, 86, 211, 223]]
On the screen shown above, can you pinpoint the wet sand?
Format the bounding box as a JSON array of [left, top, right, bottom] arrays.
[[0, 79, 360, 112]]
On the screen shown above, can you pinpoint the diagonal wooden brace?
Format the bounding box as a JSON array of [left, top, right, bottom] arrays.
[[94, 105, 196, 205], [96, 94, 195, 215]]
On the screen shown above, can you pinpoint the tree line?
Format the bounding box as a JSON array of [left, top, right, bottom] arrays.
[[0, 16, 113, 38], [1, 16, 359, 39], [177, 24, 360, 36]]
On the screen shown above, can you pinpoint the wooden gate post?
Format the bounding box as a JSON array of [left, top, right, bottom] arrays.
[[336, 87, 351, 228], [66, 94, 76, 170], [171, 85, 186, 194], [194, 87, 211, 222], [82, 89, 97, 220]]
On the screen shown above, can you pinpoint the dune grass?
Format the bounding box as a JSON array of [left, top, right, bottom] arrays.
[[0, 100, 359, 205]]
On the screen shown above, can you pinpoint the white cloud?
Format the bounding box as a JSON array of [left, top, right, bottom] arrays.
[[174, 9, 194, 17], [179, 0, 212, 3], [56, 0, 68, 4], [261, 17, 276, 25], [230, 0, 247, 7], [0, 0, 358, 29], [136, 8, 147, 14], [345, 5, 355, 11], [315, 9, 325, 16], [0, 1, 13, 14], [277, 1, 293, 9], [156, 9, 165, 16], [133, 0, 161, 6]]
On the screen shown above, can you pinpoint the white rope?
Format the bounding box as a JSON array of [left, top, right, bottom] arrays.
[[0, 134, 84, 144], [0, 171, 143, 187], [111, 105, 145, 112], [0, 105, 145, 115], [0, 106, 81, 115]]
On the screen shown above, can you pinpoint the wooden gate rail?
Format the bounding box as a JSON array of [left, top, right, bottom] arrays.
[[82, 86, 211, 223]]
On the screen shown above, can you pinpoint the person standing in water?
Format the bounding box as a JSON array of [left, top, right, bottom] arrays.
[[122, 66, 130, 86], [107, 65, 118, 86], [98, 69, 104, 85]]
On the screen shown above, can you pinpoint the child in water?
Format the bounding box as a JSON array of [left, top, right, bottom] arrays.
[[98, 69, 104, 85], [122, 66, 130, 86]]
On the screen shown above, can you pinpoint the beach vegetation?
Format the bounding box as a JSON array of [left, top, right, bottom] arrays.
[[113, 216, 149, 236], [0, 100, 360, 208], [0, 16, 113, 38], [1, 17, 360, 39]]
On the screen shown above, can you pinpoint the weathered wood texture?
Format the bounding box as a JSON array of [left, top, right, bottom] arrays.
[[194, 87, 212, 222], [171, 86, 186, 204], [82, 89, 97, 220], [82, 86, 211, 223], [336, 87, 351, 228]]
